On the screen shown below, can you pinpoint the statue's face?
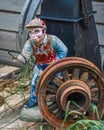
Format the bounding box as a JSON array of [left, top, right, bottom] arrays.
[[28, 27, 46, 43]]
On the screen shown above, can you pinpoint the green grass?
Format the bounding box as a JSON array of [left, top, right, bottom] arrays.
[[62, 101, 104, 130]]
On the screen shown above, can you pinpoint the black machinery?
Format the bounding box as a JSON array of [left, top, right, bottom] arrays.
[[18, 0, 101, 70]]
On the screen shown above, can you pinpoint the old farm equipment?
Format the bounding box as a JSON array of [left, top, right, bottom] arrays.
[[0, 0, 104, 129], [36, 57, 104, 128]]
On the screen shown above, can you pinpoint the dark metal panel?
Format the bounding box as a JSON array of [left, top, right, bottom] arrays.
[[39, 0, 101, 69], [74, 17, 101, 69], [42, 20, 76, 57], [41, 0, 93, 19]]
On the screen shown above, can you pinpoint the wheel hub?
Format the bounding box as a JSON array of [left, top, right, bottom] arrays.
[[56, 80, 91, 114]]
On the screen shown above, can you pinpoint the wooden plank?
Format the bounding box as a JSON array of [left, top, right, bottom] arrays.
[[0, 66, 20, 78], [0, 105, 24, 129], [0, 0, 25, 13], [0, 12, 20, 32], [0, 76, 33, 129], [1, 118, 26, 130], [0, 51, 16, 64], [0, 90, 29, 127], [92, 1, 104, 24], [0, 84, 29, 128], [93, 0, 104, 2], [96, 24, 104, 45], [2, 121, 36, 130], [0, 67, 54, 129], [0, 51, 24, 68], [0, 93, 29, 113], [0, 31, 17, 50], [0, 66, 19, 74], [0, 54, 15, 65], [0, 100, 29, 129]]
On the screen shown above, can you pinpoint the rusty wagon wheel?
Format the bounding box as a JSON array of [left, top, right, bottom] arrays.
[[36, 57, 104, 129]]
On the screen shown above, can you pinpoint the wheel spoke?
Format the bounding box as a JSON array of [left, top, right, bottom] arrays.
[[46, 94, 56, 102], [48, 102, 58, 112], [86, 107, 93, 116], [91, 88, 99, 93], [91, 98, 99, 104], [80, 72, 89, 82], [46, 84, 58, 94], [87, 79, 96, 88], [46, 88, 57, 94], [72, 68, 80, 79], [53, 77, 63, 87], [56, 109, 64, 119], [62, 70, 71, 81]]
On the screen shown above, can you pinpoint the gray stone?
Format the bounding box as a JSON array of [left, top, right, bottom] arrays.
[[20, 106, 43, 122]]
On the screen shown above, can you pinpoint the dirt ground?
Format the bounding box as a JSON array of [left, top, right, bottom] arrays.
[[0, 65, 56, 130]]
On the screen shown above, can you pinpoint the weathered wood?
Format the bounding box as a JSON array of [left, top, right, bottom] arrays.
[[0, 93, 29, 113], [93, 0, 104, 2], [0, 66, 20, 76], [0, 90, 29, 129], [0, 51, 24, 68], [0, 92, 29, 128], [0, 51, 16, 64], [0, 31, 17, 50], [0, 103, 24, 129], [63, 71, 71, 81], [0, 0, 25, 13], [2, 121, 36, 130], [72, 69, 80, 79], [92, 1, 104, 24], [80, 72, 89, 82], [53, 77, 63, 87], [96, 24, 104, 45], [0, 12, 20, 32], [92, 1, 104, 54]]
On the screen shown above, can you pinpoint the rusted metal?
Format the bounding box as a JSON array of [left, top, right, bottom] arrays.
[[37, 57, 104, 129], [56, 80, 91, 114], [80, 0, 89, 29]]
